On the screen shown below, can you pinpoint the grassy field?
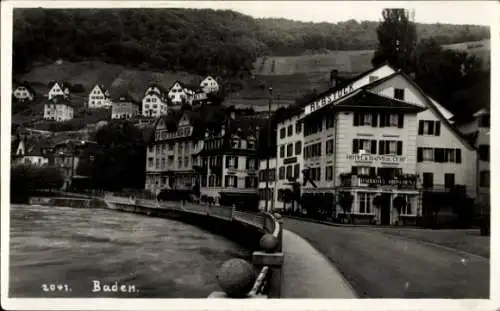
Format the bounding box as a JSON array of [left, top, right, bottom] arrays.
[[252, 39, 490, 76]]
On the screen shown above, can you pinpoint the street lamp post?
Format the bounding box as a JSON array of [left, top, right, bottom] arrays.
[[265, 86, 273, 212]]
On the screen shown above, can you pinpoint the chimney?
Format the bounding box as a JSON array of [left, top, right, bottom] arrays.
[[330, 69, 339, 87]]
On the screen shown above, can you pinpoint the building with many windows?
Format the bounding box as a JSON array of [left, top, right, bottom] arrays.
[[145, 109, 205, 194], [142, 84, 169, 117], [258, 158, 276, 211], [88, 84, 112, 109], [199, 76, 220, 94], [111, 93, 140, 120], [194, 110, 261, 210], [47, 81, 71, 100], [272, 108, 305, 212], [43, 96, 74, 121], [275, 63, 476, 225], [12, 83, 35, 102]]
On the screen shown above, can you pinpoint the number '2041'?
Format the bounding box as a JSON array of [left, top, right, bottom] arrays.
[[41, 284, 72, 292]]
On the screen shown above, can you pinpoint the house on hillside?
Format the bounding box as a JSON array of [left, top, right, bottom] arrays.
[[167, 81, 197, 106], [48, 81, 71, 100], [88, 84, 112, 109], [12, 82, 35, 102], [142, 84, 169, 118], [111, 93, 140, 120], [43, 96, 74, 121], [11, 135, 52, 166], [200, 76, 220, 93]]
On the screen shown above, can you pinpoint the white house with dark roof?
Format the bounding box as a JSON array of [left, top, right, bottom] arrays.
[[88, 84, 112, 109], [200, 76, 219, 93], [167, 81, 189, 105], [13, 83, 35, 102], [48, 81, 71, 100], [142, 84, 169, 117], [44, 96, 74, 121]]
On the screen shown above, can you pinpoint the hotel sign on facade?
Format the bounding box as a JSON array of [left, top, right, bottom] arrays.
[[346, 154, 406, 163], [305, 84, 355, 115], [155, 126, 194, 141]]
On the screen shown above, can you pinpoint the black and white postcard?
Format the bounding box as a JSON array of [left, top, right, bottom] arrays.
[[1, 1, 498, 310]]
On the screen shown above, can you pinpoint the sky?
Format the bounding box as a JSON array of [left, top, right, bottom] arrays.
[[162, 1, 495, 26]]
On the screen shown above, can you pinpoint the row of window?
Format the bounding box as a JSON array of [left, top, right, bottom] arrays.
[[421, 172, 457, 189], [356, 192, 412, 215], [259, 168, 277, 182], [417, 148, 462, 163], [279, 121, 302, 139], [353, 139, 404, 156], [353, 112, 405, 128], [278, 164, 301, 181], [259, 188, 274, 201], [221, 175, 258, 188], [225, 156, 258, 170], [418, 120, 441, 136], [279, 141, 302, 158], [304, 115, 334, 136], [148, 156, 191, 169]]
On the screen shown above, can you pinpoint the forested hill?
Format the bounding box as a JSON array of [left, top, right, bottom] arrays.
[[13, 8, 490, 76]]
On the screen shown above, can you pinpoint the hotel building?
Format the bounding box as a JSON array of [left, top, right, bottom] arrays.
[[145, 110, 204, 194], [291, 63, 477, 225]]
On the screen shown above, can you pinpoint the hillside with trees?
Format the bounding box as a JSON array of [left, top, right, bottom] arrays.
[[13, 8, 489, 76]]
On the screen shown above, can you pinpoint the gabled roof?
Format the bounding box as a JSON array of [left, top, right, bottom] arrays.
[[13, 82, 36, 95], [168, 80, 184, 91], [93, 84, 110, 95], [113, 92, 140, 105], [49, 80, 71, 90], [145, 83, 168, 96], [331, 89, 426, 112]]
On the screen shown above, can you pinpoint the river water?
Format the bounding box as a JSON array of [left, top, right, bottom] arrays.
[[9, 204, 250, 298]]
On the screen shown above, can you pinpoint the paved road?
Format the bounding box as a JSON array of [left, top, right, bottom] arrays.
[[283, 218, 489, 299]]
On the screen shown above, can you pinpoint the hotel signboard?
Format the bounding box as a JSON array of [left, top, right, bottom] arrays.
[[305, 84, 355, 115], [155, 126, 193, 141], [346, 154, 406, 163], [358, 176, 417, 187]]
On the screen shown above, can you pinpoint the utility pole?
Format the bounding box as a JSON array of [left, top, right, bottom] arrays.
[[265, 86, 272, 212]]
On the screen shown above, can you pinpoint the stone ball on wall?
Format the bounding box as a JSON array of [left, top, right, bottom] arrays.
[[260, 233, 278, 253], [216, 258, 256, 298]]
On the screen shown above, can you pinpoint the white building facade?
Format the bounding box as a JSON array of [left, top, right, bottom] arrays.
[[13, 85, 34, 102], [88, 85, 112, 109], [200, 76, 219, 93], [282, 63, 476, 225], [258, 158, 276, 211], [142, 85, 169, 117], [43, 98, 74, 121], [48, 82, 70, 100]]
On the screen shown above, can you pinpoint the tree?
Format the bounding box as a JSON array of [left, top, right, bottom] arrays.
[[91, 121, 146, 191], [338, 191, 354, 223], [372, 8, 417, 73], [10, 164, 64, 203]]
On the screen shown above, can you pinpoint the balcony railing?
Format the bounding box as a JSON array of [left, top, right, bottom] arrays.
[[422, 184, 467, 193]]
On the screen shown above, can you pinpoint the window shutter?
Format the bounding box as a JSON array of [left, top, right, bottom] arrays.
[[352, 139, 359, 153], [351, 166, 358, 175], [371, 140, 377, 154], [417, 148, 423, 162], [225, 156, 230, 168], [379, 141, 385, 155], [385, 141, 390, 154], [369, 167, 376, 176], [397, 141, 403, 155], [234, 156, 239, 168], [435, 121, 441, 136], [372, 113, 378, 127], [398, 114, 404, 128], [418, 120, 424, 135], [353, 113, 359, 126], [456, 149, 461, 163], [380, 113, 386, 127]]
